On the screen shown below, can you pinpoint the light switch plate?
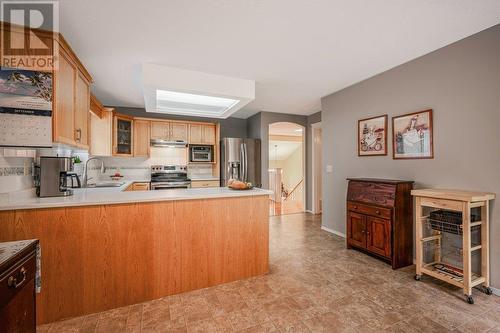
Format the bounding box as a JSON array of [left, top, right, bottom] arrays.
[[326, 165, 333, 173]]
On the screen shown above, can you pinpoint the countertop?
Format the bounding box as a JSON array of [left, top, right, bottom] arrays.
[[0, 181, 272, 211]]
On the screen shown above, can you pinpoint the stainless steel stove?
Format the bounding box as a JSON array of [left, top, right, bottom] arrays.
[[150, 165, 191, 190]]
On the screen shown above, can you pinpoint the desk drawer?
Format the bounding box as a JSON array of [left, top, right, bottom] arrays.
[[347, 202, 391, 219], [0, 254, 36, 309]]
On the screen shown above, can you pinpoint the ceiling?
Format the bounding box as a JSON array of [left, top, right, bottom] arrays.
[[58, 0, 500, 119], [269, 140, 302, 161]]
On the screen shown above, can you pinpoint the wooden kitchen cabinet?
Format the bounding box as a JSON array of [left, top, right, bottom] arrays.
[[90, 105, 113, 156], [0, 23, 93, 149], [53, 50, 76, 146], [170, 123, 188, 141], [346, 178, 413, 269], [189, 124, 202, 143], [133, 120, 150, 157], [191, 180, 220, 188], [52, 37, 93, 148], [0, 240, 38, 333], [113, 113, 133, 156], [74, 71, 91, 148], [189, 123, 216, 144], [202, 124, 216, 144], [125, 182, 150, 191], [151, 121, 188, 141], [150, 121, 170, 140]]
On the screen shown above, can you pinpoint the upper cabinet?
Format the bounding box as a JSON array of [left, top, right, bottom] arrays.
[[133, 120, 150, 157], [151, 121, 188, 141], [170, 123, 188, 141], [53, 50, 76, 146], [150, 121, 170, 140], [74, 72, 91, 148], [189, 124, 216, 145], [52, 37, 93, 148], [113, 113, 133, 156]]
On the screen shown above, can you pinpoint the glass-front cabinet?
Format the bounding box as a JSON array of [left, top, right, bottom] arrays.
[[113, 113, 133, 156]]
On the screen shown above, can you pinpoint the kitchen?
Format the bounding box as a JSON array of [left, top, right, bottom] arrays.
[[3, 2, 500, 333], [0, 17, 269, 331]]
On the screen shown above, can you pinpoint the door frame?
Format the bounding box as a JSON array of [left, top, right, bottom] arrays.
[[311, 122, 322, 214]]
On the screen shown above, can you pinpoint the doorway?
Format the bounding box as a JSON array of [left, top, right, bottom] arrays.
[[268, 122, 305, 216], [311, 122, 322, 214]]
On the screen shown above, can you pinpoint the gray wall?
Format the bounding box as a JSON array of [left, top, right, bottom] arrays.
[[114, 107, 248, 139], [306, 111, 321, 211], [321, 24, 500, 287]]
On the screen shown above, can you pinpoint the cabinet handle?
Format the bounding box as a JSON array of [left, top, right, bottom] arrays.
[[376, 210, 380, 215], [75, 128, 82, 142], [354, 206, 358, 209], [8, 267, 27, 289]]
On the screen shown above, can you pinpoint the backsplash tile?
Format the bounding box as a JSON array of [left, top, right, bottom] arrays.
[[0, 167, 29, 176]]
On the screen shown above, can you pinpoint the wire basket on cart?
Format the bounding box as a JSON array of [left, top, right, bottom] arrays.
[[428, 209, 480, 235]]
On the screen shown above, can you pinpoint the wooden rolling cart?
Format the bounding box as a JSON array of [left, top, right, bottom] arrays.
[[412, 189, 495, 304]]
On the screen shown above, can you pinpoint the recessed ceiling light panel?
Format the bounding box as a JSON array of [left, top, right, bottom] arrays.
[[156, 90, 240, 117], [143, 64, 255, 118]]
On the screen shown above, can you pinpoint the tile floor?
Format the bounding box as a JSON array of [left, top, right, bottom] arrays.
[[38, 213, 500, 332]]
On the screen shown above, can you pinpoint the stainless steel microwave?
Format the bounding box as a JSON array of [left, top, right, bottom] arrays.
[[190, 145, 213, 162]]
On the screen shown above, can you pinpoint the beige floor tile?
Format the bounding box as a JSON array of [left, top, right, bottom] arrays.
[[35, 213, 500, 333]]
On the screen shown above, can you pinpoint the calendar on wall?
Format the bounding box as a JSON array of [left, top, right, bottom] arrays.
[[0, 69, 53, 147]]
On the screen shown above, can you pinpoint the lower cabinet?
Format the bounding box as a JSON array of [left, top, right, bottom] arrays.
[[125, 182, 150, 191], [191, 180, 220, 188], [0, 240, 38, 333], [347, 210, 391, 259]]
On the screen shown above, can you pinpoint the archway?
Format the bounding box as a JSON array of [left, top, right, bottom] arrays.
[[268, 122, 305, 216]]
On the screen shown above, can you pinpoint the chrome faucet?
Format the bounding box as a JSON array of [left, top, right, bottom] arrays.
[[82, 157, 106, 187]]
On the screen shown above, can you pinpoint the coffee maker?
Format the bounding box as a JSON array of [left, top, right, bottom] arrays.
[[34, 157, 74, 197]]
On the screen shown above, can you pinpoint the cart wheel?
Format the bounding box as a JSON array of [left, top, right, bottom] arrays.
[[414, 274, 422, 281], [466, 295, 474, 304], [484, 287, 493, 296]]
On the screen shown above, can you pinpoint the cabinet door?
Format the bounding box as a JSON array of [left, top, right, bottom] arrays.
[[347, 212, 366, 249], [170, 123, 188, 141], [191, 180, 220, 188], [133, 120, 150, 157], [113, 116, 133, 156], [53, 50, 76, 145], [366, 216, 391, 258], [189, 124, 203, 144], [74, 72, 90, 148], [202, 124, 216, 144], [150, 121, 170, 140], [90, 110, 112, 156]]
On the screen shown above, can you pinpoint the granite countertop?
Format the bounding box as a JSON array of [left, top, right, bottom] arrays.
[[0, 183, 272, 211]]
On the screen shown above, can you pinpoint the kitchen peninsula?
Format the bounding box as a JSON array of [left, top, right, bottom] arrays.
[[0, 186, 271, 324]]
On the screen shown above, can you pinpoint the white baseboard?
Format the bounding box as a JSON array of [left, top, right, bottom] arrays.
[[321, 225, 346, 238], [491, 286, 500, 296]]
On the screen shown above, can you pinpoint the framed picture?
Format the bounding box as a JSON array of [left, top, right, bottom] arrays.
[[358, 114, 388, 156], [392, 109, 434, 159]]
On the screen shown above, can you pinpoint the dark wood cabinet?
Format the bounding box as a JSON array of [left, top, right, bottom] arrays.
[[0, 240, 38, 333], [346, 178, 413, 269]]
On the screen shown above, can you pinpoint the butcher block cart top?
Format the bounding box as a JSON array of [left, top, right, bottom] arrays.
[[411, 188, 495, 304]]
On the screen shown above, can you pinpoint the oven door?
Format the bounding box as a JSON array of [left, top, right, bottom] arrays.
[[151, 182, 191, 190]]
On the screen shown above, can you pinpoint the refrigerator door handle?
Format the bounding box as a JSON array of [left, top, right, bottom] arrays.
[[243, 142, 248, 182], [240, 143, 246, 182]]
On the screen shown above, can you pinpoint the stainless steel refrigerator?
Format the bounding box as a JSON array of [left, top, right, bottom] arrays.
[[221, 138, 261, 188]]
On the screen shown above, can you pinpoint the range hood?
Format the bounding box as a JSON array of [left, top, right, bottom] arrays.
[[150, 139, 188, 148]]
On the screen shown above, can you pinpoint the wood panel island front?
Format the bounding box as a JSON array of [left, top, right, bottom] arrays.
[[0, 187, 270, 324]]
